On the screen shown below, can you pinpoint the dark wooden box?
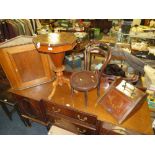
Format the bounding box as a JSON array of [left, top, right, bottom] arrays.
[[97, 79, 146, 124]]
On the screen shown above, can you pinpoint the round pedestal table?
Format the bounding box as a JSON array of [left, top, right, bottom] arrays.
[[33, 32, 77, 100]]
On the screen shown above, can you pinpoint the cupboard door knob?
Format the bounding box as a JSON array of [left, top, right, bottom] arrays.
[[77, 127, 86, 134], [52, 107, 61, 113], [77, 114, 87, 122]]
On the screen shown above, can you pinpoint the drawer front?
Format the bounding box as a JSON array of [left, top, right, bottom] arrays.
[[46, 101, 97, 126], [48, 116, 96, 135]]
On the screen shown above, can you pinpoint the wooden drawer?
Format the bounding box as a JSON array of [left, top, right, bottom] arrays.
[[45, 100, 97, 126], [48, 116, 96, 135]]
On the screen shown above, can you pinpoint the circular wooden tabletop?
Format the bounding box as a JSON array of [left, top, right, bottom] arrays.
[[33, 32, 77, 47]]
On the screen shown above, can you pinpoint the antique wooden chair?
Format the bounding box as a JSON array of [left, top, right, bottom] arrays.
[[89, 44, 140, 85], [70, 40, 112, 106]]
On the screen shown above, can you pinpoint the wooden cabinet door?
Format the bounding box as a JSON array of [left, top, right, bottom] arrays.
[[0, 44, 54, 89]]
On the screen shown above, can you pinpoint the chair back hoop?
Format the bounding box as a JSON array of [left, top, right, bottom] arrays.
[[84, 40, 112, 80]]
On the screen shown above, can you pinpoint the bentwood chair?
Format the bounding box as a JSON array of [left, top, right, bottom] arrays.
[[70, 40, 112, 106]]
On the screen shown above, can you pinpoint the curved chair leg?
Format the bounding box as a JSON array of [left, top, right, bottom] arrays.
[[84, 91, 88, 107]]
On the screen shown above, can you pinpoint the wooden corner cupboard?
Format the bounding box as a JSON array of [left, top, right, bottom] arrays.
[[0, 36, 55, 90], [9, 72, 153, 135]]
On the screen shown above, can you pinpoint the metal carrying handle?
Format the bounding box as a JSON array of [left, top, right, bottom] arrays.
[[77, 114, 88, 122], [122, 81, 136, 96], [77, 127, 86, 134], [52, 107, 61, 113]]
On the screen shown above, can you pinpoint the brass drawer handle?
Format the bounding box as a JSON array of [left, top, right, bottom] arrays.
[[77, 114, 87, 122], [52, 107, 61, 113], [77, 127, 87, 134]]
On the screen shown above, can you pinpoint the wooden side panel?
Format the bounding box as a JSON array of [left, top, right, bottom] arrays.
[[0, 49, 19, 88]]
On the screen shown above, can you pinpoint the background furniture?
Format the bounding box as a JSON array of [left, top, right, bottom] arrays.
[[9, 72, 153, 135], [0, 36, 54, 90], [90, 20, 112, 34], [33, 32, 77, 99], [70, 41, 111, 106]]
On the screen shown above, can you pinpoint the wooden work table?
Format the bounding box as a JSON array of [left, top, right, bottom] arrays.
[[10, 72, 153, 135]]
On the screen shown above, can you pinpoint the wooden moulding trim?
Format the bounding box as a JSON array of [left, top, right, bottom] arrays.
[[36, 42, 77, 54], [22, 114, 50, 126]]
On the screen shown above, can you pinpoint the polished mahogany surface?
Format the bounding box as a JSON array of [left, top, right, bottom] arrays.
[[33, 32, 76, 46], [33, 32, 77, 54], [9, 72, 153, 134]]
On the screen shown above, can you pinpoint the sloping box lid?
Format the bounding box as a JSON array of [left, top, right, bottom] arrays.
[[97, 79, 146, 124]]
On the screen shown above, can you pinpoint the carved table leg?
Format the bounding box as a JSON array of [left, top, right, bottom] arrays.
[[63, 77, 71, 89], [48, 71, 71, 100], [48, 79, 58, 100]]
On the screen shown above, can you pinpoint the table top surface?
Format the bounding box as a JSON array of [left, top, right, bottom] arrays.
[[33, 32, 77, 47], [9, 72, 153, 134]]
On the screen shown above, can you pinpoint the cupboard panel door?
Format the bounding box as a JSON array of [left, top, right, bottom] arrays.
[[9, 49, 45, 83], [0, 43, 55, 90]]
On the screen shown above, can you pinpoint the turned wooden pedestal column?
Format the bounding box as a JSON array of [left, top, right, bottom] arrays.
[[33, 32, 77, 100]]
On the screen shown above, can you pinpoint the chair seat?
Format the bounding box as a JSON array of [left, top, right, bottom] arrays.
[[70, 71, 99, 91]]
